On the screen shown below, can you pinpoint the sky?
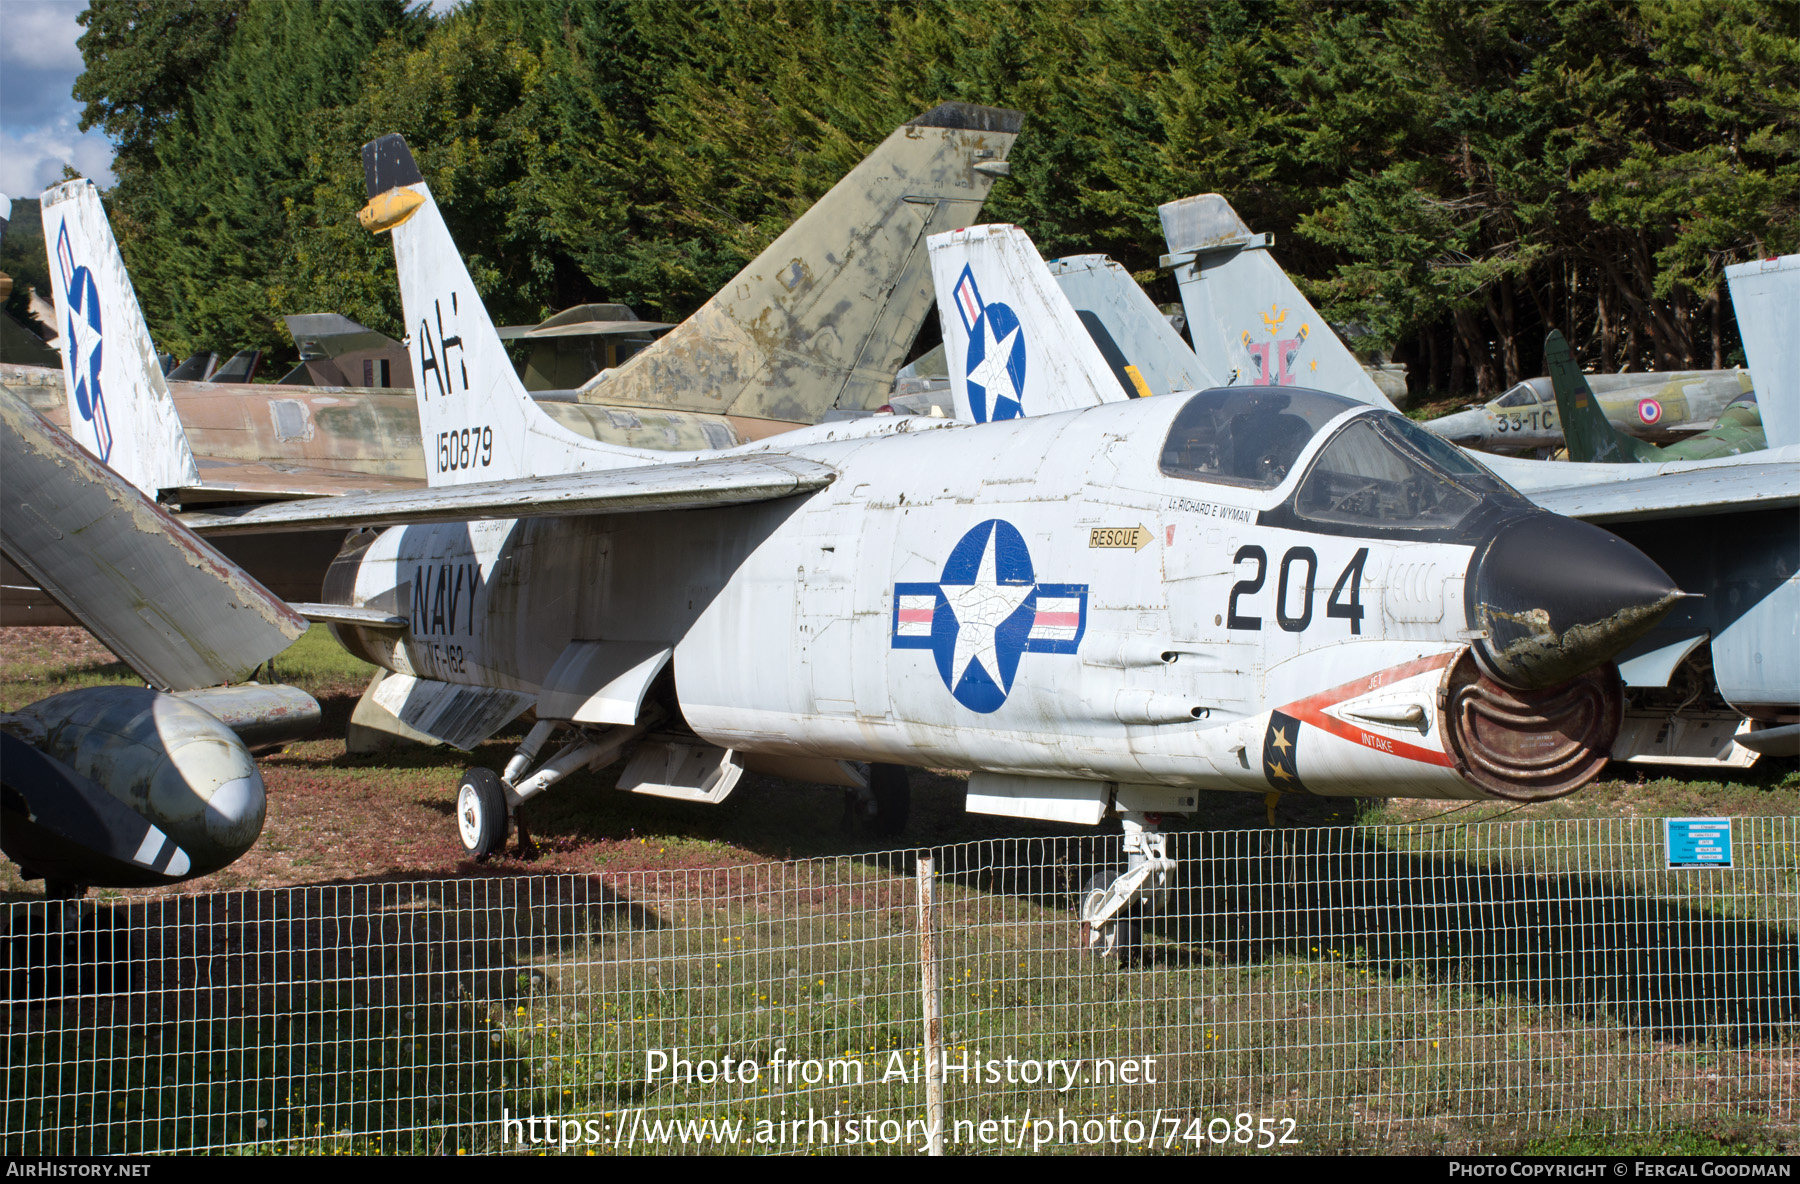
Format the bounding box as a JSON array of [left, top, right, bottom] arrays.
[[0, 0, 466, 201], [0, 0, 116, 199]]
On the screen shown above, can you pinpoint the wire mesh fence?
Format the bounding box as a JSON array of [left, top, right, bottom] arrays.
[[3, 816, 1796, 1154]]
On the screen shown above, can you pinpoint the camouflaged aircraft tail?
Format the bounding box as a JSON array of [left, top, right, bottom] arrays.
[[577, 105, 1024, 429], [1545, 331, 1660, 464]]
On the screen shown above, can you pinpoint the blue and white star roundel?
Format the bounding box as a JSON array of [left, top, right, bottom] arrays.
[[891, 519, 1088, 713], [951, 264, 1027, 423], [55, 220, 111, 463]]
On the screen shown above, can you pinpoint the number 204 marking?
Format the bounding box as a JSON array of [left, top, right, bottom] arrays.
[[1227, 545, 1368, 634]]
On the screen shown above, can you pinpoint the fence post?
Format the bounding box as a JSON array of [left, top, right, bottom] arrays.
[[917, 853, 945, 1156]]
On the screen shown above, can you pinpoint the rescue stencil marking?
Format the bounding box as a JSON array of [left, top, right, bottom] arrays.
[[951, 264, 1027, 423], [1090, 525, 1152, 550], [892, 519, 1087, 713]]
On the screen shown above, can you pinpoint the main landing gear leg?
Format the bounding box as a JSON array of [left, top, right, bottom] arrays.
[[457, 719, 646, 859], [1079, 812, 1175, 964]]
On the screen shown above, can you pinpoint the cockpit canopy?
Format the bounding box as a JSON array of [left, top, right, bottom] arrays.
[[1495, 382, 1544, 408], [1160, 387, 1528, 537], [1159, 388, 1363, 489]]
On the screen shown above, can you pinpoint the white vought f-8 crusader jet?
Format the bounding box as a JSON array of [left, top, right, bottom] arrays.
[[187, 136, 1683, 956]]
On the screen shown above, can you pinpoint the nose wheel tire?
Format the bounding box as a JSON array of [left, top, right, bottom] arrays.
[[1080, 871, 1142, 964], [457, 768, 509, 858]]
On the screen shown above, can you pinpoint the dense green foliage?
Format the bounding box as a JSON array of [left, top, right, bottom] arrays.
[[73, 0, 1798, 395]]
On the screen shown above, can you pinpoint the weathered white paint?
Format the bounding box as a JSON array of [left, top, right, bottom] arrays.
[[38, 179, 201, 496]]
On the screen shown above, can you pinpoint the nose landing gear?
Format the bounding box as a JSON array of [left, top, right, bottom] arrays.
[[1079, 812, 1174, 964]]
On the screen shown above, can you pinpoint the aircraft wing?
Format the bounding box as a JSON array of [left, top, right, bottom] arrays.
[[0, 389, 305, 690], [182, 453, 837, 535], [1488, 449, 1800, 522]]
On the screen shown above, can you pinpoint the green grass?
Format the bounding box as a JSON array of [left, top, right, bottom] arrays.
[[4, 626, 1797, 1154]]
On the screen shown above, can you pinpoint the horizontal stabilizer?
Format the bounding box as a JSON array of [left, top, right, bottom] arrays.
[[183, 453, 837, 535], [172, 458, 420, 502], [292, 602, 408, 630], [1, 389, 305, 691], [1047, 253, 1219, 396]]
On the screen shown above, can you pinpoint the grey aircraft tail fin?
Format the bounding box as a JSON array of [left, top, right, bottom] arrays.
[[1160, 194, 1395, 410], [1725, 253, 1799, 450], [1046, 253, 1219, 397], [579, 103, 1025, 427]]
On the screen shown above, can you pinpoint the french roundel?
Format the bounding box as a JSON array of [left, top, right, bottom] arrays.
[[1637, 398, 1663, 425]]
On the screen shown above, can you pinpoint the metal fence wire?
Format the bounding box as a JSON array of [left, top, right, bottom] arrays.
[[3, 817, 1796, 1154]]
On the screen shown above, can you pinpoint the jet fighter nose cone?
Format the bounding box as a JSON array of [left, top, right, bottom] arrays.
[[1419, 409, 1486, 445], [1468, 513, 1682, 691]]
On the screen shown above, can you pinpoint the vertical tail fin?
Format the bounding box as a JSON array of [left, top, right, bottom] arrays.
[[360, 136, 655, 485], [1725, 253, 1799, 450], [1045, 253, 1220, 396], [581, 104, 1024, 425], [928, 224, 1128, 422], [1159, 194, 1394, 409], [37, 180, 201, 496], [1545, 330, 1658, 463]]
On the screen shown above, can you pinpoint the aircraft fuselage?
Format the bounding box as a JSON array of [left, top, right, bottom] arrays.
[[328, 391, 1676, 810]]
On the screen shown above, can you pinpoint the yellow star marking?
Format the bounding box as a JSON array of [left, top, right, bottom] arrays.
[[1261, 304, 1288, 336], [1310, 358, 1319, 372], [1267, 761, 1293, 782], [1271, 726, 1293, 755]]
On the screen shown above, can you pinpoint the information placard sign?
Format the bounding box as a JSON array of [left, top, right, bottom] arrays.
[[1665, 818, 1733, 869]]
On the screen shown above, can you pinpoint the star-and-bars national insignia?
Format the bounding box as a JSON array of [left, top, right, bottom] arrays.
[[55, 220, 112, 463], [892, 519, 1087, 713], [951, 264, 1027, 423]]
